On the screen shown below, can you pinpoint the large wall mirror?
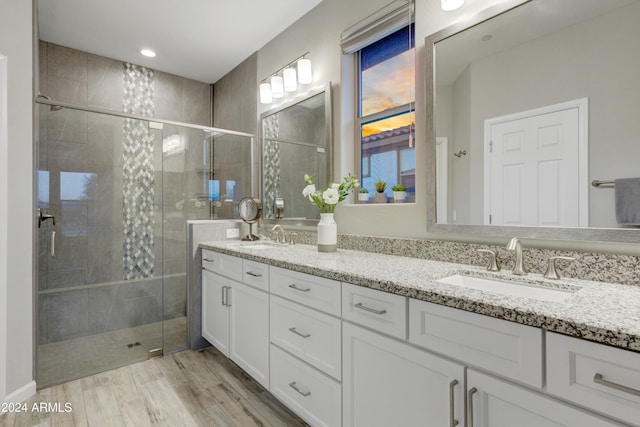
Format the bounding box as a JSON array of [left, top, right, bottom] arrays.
[[426, 0, 640, 243], [261, 83, 332, 227]]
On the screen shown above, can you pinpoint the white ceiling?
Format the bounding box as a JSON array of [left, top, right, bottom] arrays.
[[37, 0, 324, 84]]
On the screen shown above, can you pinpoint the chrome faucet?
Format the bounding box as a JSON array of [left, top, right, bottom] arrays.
[[506, 237, 528, 276]]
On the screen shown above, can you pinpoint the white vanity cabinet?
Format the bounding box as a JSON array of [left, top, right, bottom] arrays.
[[547, 332, 640, 426], [409, 299, 543, 388], [201, 251, 270, 389], [466, 369, 620, 427], [269, 265, 342, 427], [200, 247, 639, 427], [342, 284, 464, 427], [343, 322, 465, 427]]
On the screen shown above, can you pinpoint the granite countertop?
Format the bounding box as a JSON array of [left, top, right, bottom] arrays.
[[201, 241, 640, 353]]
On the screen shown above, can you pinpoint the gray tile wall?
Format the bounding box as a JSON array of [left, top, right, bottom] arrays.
[[37, 42, 209, 344]]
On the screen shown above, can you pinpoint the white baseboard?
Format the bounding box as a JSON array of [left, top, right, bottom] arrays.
[[4, 381, 36, 404]]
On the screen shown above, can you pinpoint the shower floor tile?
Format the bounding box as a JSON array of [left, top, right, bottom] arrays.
[[36, 316, 187, 389]]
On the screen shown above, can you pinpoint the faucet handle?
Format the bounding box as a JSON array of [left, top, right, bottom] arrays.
[[477, 249, 500, 272], [286, 232, 297, 245], [544, 256, 576, 280]]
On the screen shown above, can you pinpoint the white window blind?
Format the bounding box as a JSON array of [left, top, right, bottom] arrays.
[[341, 0, 414, 55]]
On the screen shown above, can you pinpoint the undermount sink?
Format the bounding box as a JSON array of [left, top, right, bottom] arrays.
[[437, 274, 577, 302], [232, 241, 281, 250]]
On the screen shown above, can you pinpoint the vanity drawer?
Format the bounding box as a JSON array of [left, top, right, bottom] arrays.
[[547, 332, 640, 426], [409, 300, 543, 388], [270, 344, 341, 427], [342, 282, 408, 340], [215, 253, 243, 282], [270, 295, 341, 380], [242, 259, 269, 291], [270, 266, 341, 316], [201, 249, 217, 272]]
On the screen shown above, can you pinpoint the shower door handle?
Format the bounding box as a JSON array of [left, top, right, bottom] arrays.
[[38, 210, 56, 228], [50, 231, 56, 257]]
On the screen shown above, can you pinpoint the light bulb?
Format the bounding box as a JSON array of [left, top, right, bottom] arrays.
[[271, 75, 284, 98], [297, 58, 312, 85]]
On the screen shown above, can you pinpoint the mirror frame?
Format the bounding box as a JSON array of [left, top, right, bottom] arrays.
[[425, 0, 640, 244], [260, 82, 332, 229]]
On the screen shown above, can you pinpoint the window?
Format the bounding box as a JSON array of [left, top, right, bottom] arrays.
[[357, 24, 415, 200], [341, 0, 415, 201]]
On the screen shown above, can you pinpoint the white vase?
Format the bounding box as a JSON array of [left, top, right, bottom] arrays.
[[358, 193, 369, 202], [317, 213, 337, 252]]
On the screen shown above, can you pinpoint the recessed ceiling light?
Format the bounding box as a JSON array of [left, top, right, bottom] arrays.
[[140, 48, 156, 58]]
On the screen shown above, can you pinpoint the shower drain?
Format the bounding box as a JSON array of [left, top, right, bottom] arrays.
[[126, 341, 142, 348]]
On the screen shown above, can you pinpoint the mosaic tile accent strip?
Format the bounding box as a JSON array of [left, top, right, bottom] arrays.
[[262, 114, 280, 219], [122, 63, 155, 279]]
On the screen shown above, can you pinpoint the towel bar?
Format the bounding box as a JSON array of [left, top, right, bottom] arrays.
[[592, 180, 615, 187]]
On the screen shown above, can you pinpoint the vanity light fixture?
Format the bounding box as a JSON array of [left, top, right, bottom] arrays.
[[259, 52, 313, 104], [140, 48, 156, 58], [441, 0, 464, 11]]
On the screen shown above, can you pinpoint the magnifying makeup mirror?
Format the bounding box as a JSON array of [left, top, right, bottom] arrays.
[[238, 197, 262, 241]]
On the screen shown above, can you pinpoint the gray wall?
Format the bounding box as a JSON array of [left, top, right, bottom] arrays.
[[212, 52, 259, 199]]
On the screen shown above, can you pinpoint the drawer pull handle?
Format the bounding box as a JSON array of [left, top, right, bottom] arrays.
[[593, 373, 640, 397], [289, 283, 311, 293], [289, 327, 311, 338], [354, 302, 387, 315], [449, 379, 459, 427], [203, 258, 214, 262], [246, 271, 262, 277], [289, 381, 311, 397], [467, 387, 477, 427]]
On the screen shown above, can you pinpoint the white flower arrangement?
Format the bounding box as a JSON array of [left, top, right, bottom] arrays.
[[302, 173, 359, 213]]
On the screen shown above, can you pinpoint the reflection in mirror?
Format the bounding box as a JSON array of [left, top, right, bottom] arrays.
[[261, 84, 331, 224], [427, 0, 640, 243]]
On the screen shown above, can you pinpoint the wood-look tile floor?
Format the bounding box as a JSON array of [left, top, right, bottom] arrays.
[[1, 347, 308, 427]]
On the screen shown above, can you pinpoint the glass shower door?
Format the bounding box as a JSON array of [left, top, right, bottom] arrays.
[[36, 106, 166, 387]]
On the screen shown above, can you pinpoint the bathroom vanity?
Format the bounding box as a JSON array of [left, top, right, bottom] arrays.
[[200, 241, 640, 427]]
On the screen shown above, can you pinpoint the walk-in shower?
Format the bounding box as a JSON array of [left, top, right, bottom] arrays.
[[35, 98, 253, 388]]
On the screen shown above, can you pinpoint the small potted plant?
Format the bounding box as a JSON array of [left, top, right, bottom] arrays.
[[374, 180, 387, 203], [392, 184, 407, 203], [358, 188, 369, 202]]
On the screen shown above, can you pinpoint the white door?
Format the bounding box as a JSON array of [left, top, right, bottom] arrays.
[[229, 280, 270, 389], [201, 270, 229, 356], [467, 369, 620, 427], [343, 322, 465, 427], [484, 99, 588, 227]]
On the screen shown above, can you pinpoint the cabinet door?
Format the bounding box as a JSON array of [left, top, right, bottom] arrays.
[[201, 270, 230, 356], [343, 322, 464, 427], [229, 280, 270, 389], [467, 369, 621, 427]]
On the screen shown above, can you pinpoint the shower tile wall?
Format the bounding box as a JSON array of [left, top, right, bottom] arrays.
[[38, 42, 211, 345]]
